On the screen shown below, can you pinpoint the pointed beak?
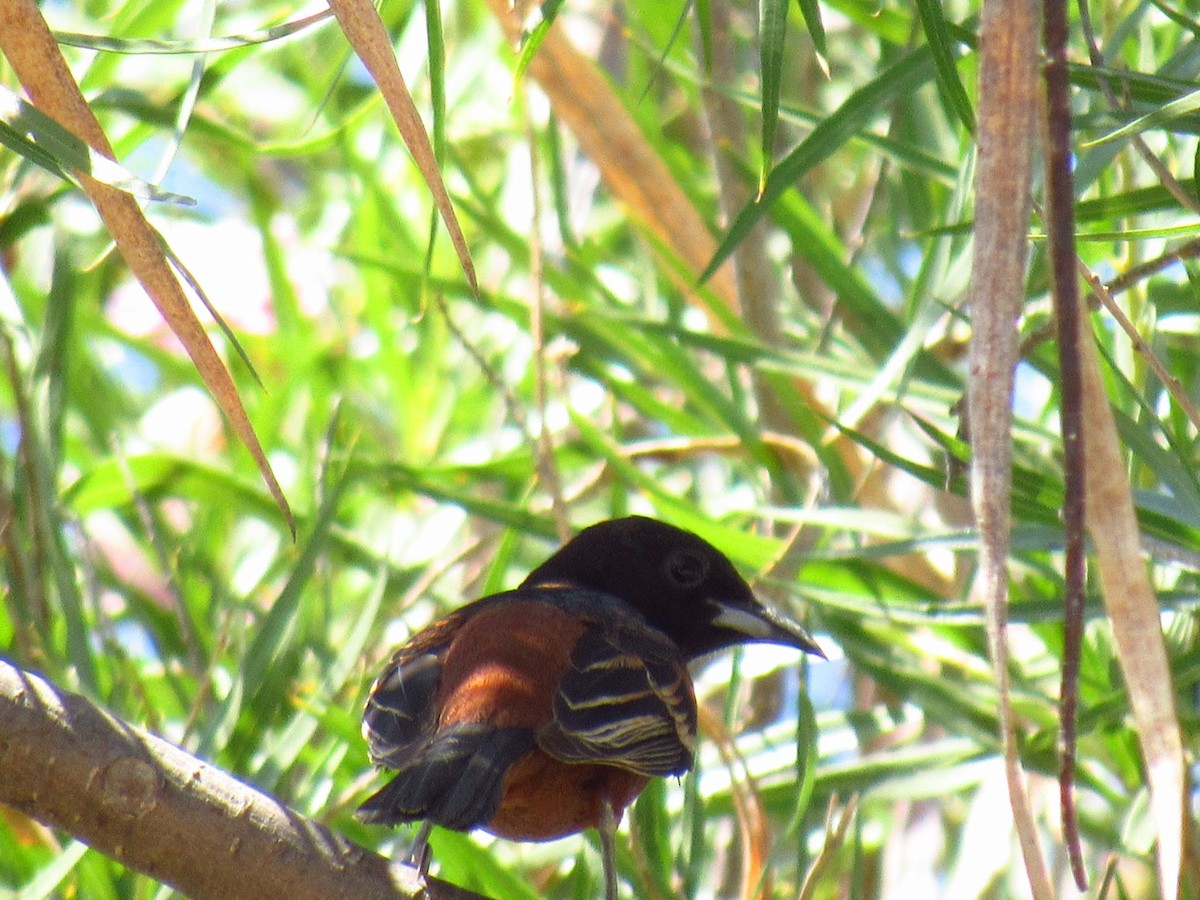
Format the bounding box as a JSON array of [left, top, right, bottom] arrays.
[[710, 598, 826, 658]]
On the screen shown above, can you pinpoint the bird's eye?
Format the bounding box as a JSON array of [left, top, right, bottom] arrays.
[[665, 549, 708, 588]]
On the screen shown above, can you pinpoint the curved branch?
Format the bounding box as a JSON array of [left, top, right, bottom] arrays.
[[0, 658, 489, 900]]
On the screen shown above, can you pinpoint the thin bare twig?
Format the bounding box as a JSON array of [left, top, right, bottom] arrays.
[[1079, 260, 1200, 434], [1105, 237, 1200, 295], [1044, 0, 1089, 886], [1020, 219, 1200, 437], [434, 293, 565, 528], [796, 794, 859, 900]]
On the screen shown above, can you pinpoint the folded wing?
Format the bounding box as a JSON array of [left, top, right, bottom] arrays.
[[538, 623, 696, 777]]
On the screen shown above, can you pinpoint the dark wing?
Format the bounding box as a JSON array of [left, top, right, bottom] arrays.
[[362, 607, 486, 766], [361, 647, 444, 768], [537, 623, 696, 777]]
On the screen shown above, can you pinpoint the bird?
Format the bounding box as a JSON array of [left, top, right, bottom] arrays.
[[357, 516, 824, 899]]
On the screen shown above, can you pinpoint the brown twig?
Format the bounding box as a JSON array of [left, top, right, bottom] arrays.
[[1043, 0, 1089, 888], [1079, 261, 1200, 434], [1105, 237, 1200, 295]]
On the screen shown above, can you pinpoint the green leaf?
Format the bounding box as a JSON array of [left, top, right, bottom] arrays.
[[913, 0, 974, 133], [694, 0, 713, 73], [1083, 84, 1200, 147], [0, 86, 194, 204], [514, 0, 565, 85], [759, 0, 789, 191], [14, 841, 89, 899], [795, 0, 829, 71], [703, 47, 936, 282], [53, 9, 334, 54]]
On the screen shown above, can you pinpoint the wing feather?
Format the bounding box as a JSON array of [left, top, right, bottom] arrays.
[[538, 623, 696, 777], [361, 611, 465, 767]]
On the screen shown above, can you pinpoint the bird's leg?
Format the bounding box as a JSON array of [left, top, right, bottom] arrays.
[[408, 820, 434, 876], [599, 797, 618, 900], [388, 820, 433, 896]]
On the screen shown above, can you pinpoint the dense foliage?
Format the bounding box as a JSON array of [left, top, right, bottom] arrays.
[[1, 0, 1198, 897]]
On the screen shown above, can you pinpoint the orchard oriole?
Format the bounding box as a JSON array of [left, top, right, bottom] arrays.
[[357, 516, 823, 898]]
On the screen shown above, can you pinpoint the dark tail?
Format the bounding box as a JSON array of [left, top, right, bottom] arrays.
[[356, 725, 535, 831]]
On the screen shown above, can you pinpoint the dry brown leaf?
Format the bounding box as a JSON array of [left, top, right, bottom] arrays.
[[0, 0, 294, 537], [1079, 334, 1185, 900], [328, 0, 479, 300], [966, 1, 1051, 896]]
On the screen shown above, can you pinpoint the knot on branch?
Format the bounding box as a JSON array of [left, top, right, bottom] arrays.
[[96, 757, 160, 819]]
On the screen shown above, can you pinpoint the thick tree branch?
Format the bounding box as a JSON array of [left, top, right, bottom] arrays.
[[0, 658, 490, 900]]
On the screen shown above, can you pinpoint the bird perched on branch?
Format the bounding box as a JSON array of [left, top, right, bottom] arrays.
[[358, 516, 823, 899]]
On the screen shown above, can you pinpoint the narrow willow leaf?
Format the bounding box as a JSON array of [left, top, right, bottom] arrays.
[[759, 0, 788, 192], [514, 0, 564, 85], [795, 0, 828, 73], [53, 9, 334, 54], [914, 0, 974, 133], [695, 0, 713, 73], [329, 0, 480, 300], [425, 0, 447, 163], [637, 1, 694, 108], [481, 0, 742, 320], [17, 840, 89, 898], [1081, 334, 1187, 900], [0, 0, 295, 536], [1147, 0, 1200, 40], [1083, 84, 1200, 147], [231, 450, 348, 739], [964, 0, 1072, 891], [0, 86, 194, 204]]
